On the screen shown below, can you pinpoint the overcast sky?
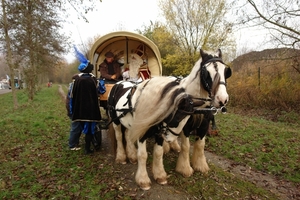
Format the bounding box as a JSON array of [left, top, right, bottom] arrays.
[[64, 0, 268, 63], [64, 0, 161, 62]]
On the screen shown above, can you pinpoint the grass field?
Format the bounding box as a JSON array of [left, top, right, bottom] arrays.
[[206, 108, 300, 183], [0, 85, 299, 199]]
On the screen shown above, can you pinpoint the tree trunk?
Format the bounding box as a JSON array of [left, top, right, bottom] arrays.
[[1, 0, 18, 109]]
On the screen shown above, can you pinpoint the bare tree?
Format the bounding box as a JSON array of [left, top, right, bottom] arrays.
[[0, 0, 20, 108], [240, 0, 300, 49], [234, 0, 300, 75], [0, 0, 102, 104], [158, 0, 236, 70]]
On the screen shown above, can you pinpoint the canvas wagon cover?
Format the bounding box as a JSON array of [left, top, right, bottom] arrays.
[[88, 31, 162, 78]]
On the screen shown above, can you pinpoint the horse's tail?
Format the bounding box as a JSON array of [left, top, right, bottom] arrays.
[[129, 84, 188, 143]]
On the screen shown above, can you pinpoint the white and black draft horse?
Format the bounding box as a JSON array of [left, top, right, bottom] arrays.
[[107, 49, 231, 190], [171, 49, 232, 178], [107, 78, 195, 189], [107, 78, 194, 162]]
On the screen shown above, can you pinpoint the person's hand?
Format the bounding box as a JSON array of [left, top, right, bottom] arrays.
[[111, 74, 116, 80]]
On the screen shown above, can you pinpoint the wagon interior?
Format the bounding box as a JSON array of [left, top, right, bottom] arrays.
[[89, 31, 162, 80], [88, 31, 162, 106]]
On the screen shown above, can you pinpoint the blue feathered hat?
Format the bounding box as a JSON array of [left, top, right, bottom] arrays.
[[74, 45, 89, 72]]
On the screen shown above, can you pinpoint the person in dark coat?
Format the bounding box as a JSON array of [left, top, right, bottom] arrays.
[[66, 78, 82, 151], [71, 47, 102, 154], [98, 51, 122, 83]]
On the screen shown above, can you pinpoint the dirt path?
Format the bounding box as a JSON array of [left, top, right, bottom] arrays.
[[204, 151, 300, 199], [58, 85, 300, 199], [99, 129, 300, 199], [58, 85, 67, 100]]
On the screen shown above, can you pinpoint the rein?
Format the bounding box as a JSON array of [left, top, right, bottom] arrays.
[[192, 97, 212, 102], [194, 106, 227, 115], [160, 105, 227, 138]]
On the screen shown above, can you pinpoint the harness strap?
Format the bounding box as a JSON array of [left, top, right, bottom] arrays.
[[105, 110, 131, 127], [192, 97, 212, 102], [122, 85, 137, 113], [202, 57, 224, 66], [107, 84, 139, 127], [161, 125, 181, 136], [219, 81, 227, 86]]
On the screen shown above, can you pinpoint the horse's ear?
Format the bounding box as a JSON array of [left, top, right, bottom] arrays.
[[217, 49, 222, 58], [200, 49, 207, 58]]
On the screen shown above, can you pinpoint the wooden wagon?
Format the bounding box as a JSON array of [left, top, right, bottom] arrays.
[[87, 31, 163, 143], [88, 31, 162, 103]]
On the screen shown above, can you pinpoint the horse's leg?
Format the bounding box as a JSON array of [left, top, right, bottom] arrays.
[[163, 139, 181, 153], [113, 124, 127, 164], [125, 128, 137, 164], [211, 116, 217, 130], [169, 139, 181, 152], [175, 132, 193, 177], [135, 140, 151, 190], [209, 116, 219, 136], [163, 141, 171, 154], [152, 138, 167, 185], [191, 136, 209, 173]]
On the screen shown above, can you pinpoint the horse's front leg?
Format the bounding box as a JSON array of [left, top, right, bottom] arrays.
[[152, 139, 167, 185], [113, 124, 127, 164], [135, 140, 151, 190], [125, 128, 137, 164], [175, 132, 193, 177], [191, 136, 209, 173]]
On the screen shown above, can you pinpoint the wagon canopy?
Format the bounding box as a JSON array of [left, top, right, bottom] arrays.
[[88, 31, 162, 77]]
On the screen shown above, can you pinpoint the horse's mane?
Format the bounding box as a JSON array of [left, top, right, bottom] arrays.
[[211, 72, 220, 98]]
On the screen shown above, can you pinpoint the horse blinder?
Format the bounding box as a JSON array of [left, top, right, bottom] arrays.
[[200, 65, 212, 94], [219, 67, 231, 87], [225, 67, 232, 79]]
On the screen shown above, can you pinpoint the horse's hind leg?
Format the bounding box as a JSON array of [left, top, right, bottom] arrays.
[[191, 136, 209, 173], [175, 132, 193, 177], [125, 129, 137, 164], [163, 138, 180, 154], [169, 139, 181, 152], [113, 124, 127, 164], [163, 141, 171, 153]]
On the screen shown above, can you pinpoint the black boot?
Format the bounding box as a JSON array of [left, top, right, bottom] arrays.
[[92, 124, 101, 151], [85, 134, 94, 155]]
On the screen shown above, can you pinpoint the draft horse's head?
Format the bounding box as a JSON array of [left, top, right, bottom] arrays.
[[199, 49, 232, 108]]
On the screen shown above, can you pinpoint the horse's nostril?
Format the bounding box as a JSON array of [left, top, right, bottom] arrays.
[[224, 99, 227, 104]]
